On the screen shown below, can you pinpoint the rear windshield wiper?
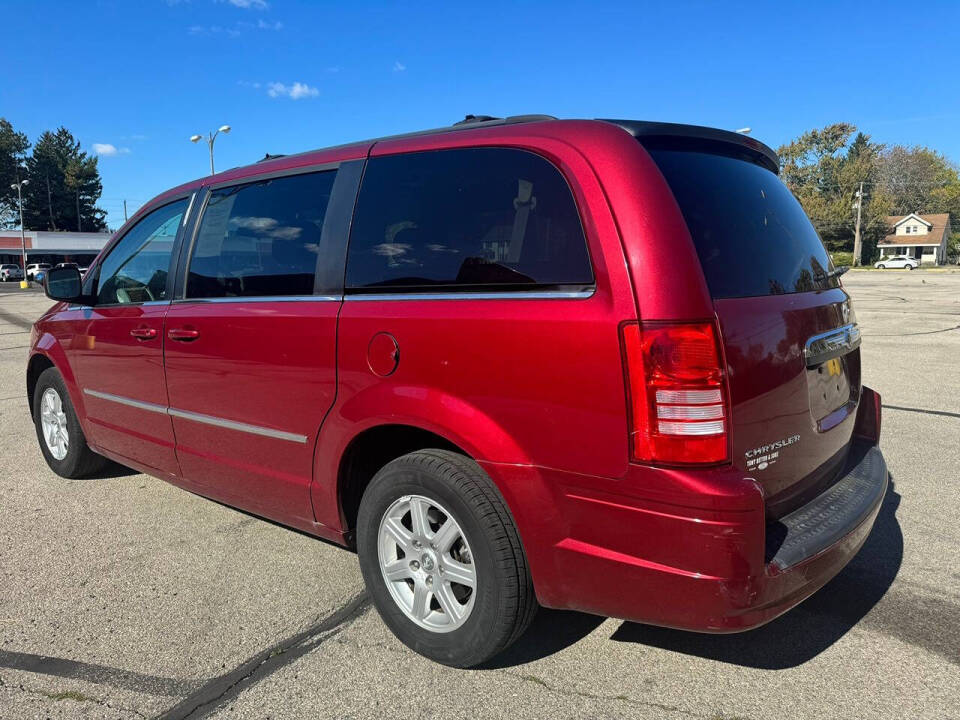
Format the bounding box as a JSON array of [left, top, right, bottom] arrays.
[[816, 265, 849, 282]]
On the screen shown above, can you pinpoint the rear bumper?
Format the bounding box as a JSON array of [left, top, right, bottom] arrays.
[[484, 438, 887, 632]]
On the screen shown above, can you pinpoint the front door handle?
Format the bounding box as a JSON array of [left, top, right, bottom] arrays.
[[167, 327, 200, 342], [130, 326, 158, 340]]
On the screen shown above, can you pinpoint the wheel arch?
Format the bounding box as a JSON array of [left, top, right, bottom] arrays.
[[27, 338, 86, 427], [334, 423, 469, 540], [26, 353, 56, 416], [312, 382, 535, 535]]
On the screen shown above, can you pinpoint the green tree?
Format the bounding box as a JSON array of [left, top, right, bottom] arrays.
[[946, 231, 960, 264], [0, 118, 31, 228], [877, 145, 960, 217], [778, 124, 890, 262], [23, 127, 106, 232]]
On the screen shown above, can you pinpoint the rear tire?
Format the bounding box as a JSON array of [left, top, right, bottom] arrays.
[[357, 449, 537, 667], [33, 367, 108, 479]]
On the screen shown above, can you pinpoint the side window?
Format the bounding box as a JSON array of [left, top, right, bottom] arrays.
[[186, 171, 336, 299], [96, 199, 188, 305], [345, 148, 593, 292]]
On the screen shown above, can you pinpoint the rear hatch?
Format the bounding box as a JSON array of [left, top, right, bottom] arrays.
[[634, 128, 861, 517]]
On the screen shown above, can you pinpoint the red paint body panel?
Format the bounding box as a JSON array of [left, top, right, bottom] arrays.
[[28, 118, 886, 635], [162, 300, 338, 527], [716, 289, 859, 505], [40, 304, 179, 475]]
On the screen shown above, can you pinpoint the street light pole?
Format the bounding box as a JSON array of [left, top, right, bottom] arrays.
[[10, 179, 29, 287], [190, 125, 231, 176]]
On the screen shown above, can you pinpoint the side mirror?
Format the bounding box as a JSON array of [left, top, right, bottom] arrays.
[[44, 266, 83, 302]]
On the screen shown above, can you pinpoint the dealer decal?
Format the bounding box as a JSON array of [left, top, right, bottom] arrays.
[[745, 434, 800, 471]]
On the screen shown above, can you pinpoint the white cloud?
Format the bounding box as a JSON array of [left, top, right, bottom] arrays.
[[190, 17, 280, 36], [92, 143, 131, 157], [393, 61, 406, 72], [266, 81, 318, 100], [219, 0, 268, 8], [237, 18, 282, 30]]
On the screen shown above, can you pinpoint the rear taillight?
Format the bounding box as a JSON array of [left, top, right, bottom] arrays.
[[621, 320, 730, 465]]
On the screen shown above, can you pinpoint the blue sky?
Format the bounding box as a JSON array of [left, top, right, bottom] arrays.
[[3, 0, 960, 230]]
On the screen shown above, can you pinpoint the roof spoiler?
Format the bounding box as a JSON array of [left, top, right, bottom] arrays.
[[601, 119, 780, 174]]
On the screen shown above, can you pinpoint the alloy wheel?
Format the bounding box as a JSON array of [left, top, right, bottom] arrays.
[[377, 494, 477, 633], [40, 387, 69, 461]]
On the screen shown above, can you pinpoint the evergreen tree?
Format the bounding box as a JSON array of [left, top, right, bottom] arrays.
[[0, 118, 30, 228], [778, 124, 891, 262], [23, 127, 107, 232]]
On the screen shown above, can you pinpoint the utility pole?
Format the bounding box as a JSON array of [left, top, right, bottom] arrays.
[[852, 182, 864, 266], [10, 178, 29, 287]]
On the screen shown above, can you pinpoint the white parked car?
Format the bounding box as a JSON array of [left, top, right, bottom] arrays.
[[875, 255, 918, 270], [0, 264, 23, 282], [25, 263, 52, 280]]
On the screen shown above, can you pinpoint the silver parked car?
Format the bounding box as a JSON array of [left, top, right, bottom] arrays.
[[0, 264, 24, 282], [875, 255, 919, 269], [25, 263, 51, 280]]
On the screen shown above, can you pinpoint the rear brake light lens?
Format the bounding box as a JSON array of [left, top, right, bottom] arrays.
[[621, 321, 730, 465]]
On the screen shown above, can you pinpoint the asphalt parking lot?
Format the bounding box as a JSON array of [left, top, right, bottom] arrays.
[[1, 270, 958, 719]]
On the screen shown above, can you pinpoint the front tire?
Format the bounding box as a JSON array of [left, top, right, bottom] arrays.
[[33, 367, 108, 478], [906, 264, 914, 270], [357, 449, 536, 667]]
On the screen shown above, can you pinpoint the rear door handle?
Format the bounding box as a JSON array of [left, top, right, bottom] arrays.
[[167, 327, 200, 342], [130, 326, 158, 340]]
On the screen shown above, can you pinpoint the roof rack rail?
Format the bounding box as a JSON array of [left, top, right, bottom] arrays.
[[452, 114, 557, 127], [454, 114, 500, 125], [258, 153, 287, 163]]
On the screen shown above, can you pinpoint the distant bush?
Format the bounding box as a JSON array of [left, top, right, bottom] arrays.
[[831, 251, 853, 267]]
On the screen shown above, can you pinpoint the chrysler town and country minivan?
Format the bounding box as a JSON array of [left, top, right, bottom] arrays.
[[30, 116, 887, 667]]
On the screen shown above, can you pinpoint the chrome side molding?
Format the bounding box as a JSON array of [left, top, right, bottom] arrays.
[[82, 389, 307, 444]]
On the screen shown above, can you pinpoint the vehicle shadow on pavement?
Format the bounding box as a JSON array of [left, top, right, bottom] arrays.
[[88, 460, 141, 479], [478, 609, 607, 669], [608, 478, 903, 669]]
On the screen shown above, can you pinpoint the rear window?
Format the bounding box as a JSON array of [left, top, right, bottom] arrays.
[[646, 148, 839, 299], [345, 148, 593, 292]]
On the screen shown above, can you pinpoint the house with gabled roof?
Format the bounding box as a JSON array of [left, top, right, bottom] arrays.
[[878, 213, 951, 265]]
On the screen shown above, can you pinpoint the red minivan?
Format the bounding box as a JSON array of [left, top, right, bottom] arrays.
[[29, 116, 887, 667]]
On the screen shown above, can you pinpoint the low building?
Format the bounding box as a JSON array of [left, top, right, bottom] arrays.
[[878, 213, 952, 265], [0, 230, 110, 269]]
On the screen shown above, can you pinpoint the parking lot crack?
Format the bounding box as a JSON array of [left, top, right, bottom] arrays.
[[156, 591, 371, 720], [501, 670, 727, 719], [1, 673, 150, 719]]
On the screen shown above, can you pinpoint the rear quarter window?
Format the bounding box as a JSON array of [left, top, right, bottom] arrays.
[[647, 148, 839, 299], [345, 148, 593, 292]]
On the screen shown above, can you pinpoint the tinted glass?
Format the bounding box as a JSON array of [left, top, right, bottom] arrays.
[[187, 171, 336, 299], [346, 148, 592, 291], [647, 149, 839, 298], [96, 199, 187, 305]]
